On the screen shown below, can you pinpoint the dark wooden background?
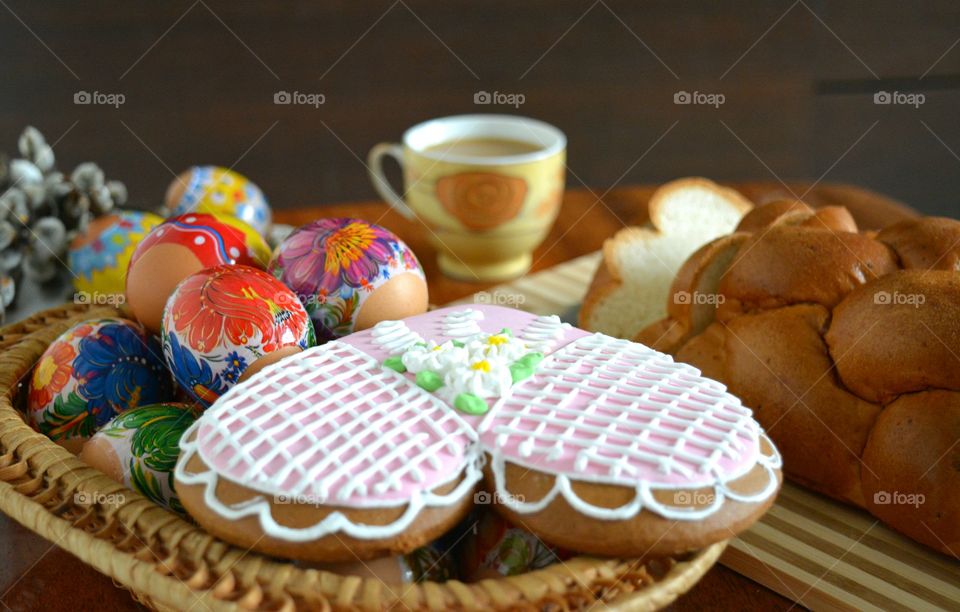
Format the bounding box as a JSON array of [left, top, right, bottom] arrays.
[[0, 1, 958, 217]]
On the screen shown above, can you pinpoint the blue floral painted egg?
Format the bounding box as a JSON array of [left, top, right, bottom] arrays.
[[80, 402, 202, 514], [28, 318, 175, 453]]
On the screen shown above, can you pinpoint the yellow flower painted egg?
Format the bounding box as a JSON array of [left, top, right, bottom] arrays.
[[28, 318, 175, 453], [166, 166, 271, 236], [68, 211, 163, 297]]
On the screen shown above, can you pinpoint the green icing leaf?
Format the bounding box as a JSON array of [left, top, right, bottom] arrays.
[[509, 352, 544, 383], [454, 393, 488, 415], [500, 327, 513, 337], [509, 363, 534, 383], [383, 356, 407, 373], [415, 370, 443, 392], [519, 352, 544, 367], [451, 340, 465, 348]]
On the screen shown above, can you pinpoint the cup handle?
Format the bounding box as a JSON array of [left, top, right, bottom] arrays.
[[367, 142, 416, 220]]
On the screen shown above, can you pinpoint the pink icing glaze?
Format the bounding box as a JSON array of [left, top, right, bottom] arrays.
[[479, 334, 759, 488], [194, 305, 762, 508], [196, 340, 475, 505]]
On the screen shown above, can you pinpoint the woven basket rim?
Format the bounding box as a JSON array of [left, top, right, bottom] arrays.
[[0, 302, 726, 611]]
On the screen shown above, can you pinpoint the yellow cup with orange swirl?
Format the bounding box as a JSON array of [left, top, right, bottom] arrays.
[[368, 115, 566, 281]]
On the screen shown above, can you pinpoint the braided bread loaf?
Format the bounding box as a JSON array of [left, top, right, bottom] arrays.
[[637, 200, 960, 556]]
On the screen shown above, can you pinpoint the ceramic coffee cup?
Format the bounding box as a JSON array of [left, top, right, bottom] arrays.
[[368, 115, 566, 281]]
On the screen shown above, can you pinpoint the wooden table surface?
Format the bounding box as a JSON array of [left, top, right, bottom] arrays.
[[0, 182, 916, 611]]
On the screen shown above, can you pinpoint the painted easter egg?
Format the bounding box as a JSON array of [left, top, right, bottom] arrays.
[[28, 318, 174, 453], [68, 211, 163, 297], [125, 213, 271, 334], [459, 509, 572, 581], [166, 166, 271, 236], [80, 402, 202, 514], [161, 264, 315, 407], [269, 218, 428, 342]]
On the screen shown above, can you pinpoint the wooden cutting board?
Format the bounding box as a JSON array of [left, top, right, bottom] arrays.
[[448, 250, 960, 612]]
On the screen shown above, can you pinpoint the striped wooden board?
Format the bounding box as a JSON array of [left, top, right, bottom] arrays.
[[450, 252, 960, 612]]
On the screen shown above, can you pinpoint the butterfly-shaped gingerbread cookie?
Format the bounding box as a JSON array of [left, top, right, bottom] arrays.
[[175, 305, 782, 561]]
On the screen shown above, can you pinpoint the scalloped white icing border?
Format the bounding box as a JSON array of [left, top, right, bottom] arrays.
[[487, 431, 782, 521], [175, 425, 486, 541]]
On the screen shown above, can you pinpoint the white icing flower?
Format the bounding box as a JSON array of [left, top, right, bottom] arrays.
[[396, 331, 536, 407], [465, 333, 529, 362], [401, 340, 467, 373], [441, 356, 513, 400]]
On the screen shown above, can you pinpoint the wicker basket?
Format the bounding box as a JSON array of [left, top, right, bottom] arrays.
[[0, 303, 726, 611]]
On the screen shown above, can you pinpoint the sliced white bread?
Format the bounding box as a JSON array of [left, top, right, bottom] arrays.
[[580, 178, 752, 340], [637, 232, 749, 353]]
